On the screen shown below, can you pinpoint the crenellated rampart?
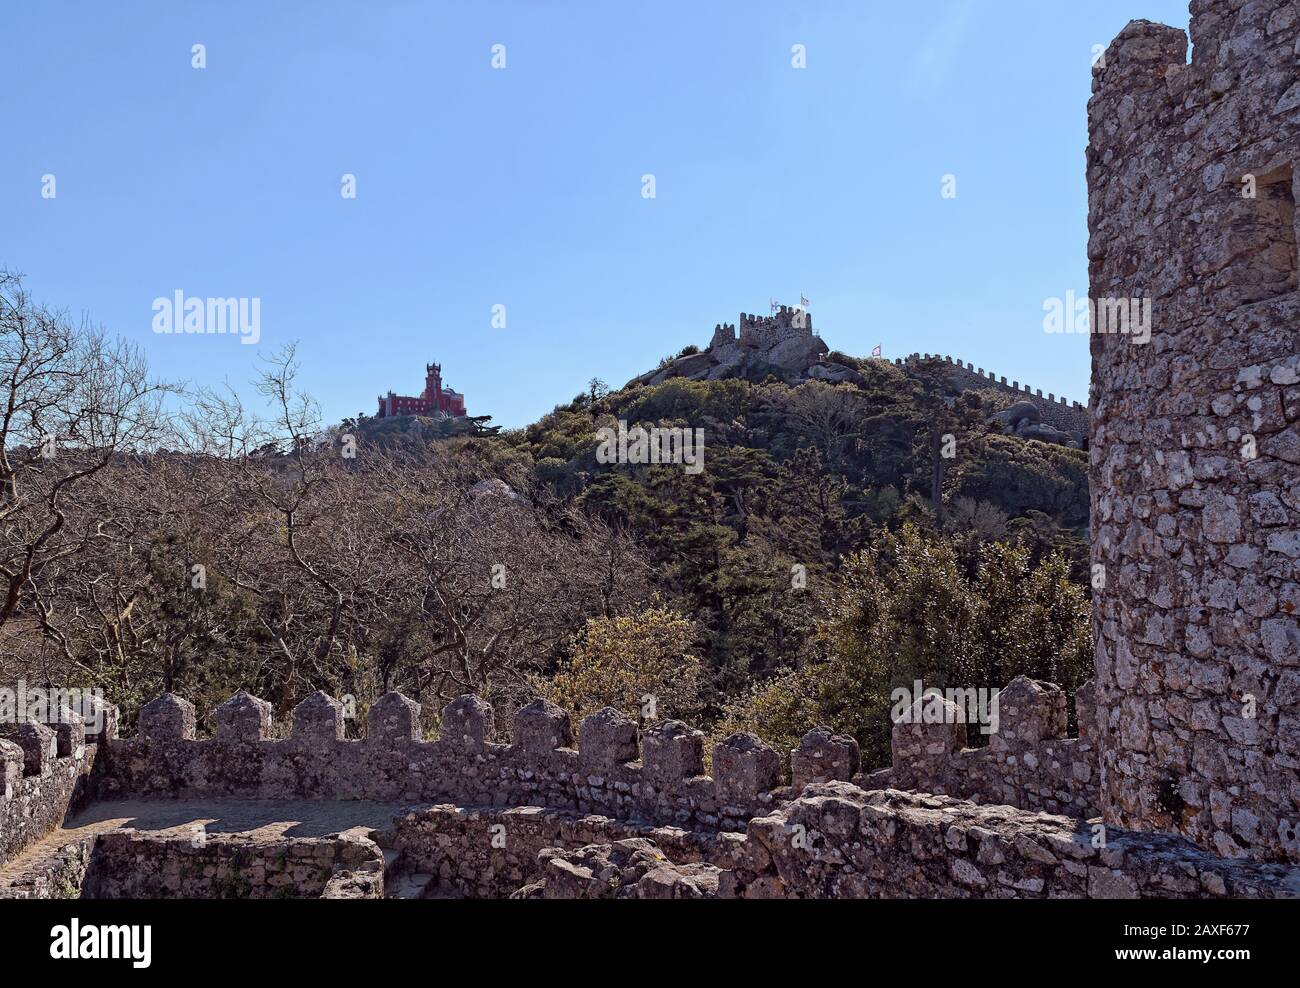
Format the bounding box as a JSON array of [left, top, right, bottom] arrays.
[[895, 353, 1089, 439], [0, 698, 110, 866], [4, 671, 1300, 898], [89, 692, 787, 834], [858, 677, 1101, 819]]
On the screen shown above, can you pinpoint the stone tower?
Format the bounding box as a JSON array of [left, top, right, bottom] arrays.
[[1087, 1, 1300, 863], [423, 362, 443, 402]]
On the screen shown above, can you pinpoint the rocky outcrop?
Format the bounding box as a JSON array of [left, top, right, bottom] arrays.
[[990, 400, 1081, 448]]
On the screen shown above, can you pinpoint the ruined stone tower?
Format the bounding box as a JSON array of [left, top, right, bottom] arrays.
[[1088, 1, 1300, 863]]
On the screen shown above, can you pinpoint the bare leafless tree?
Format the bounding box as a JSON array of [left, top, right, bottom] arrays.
[[2, 293, 653, 727], [0, 270, 173, 633]]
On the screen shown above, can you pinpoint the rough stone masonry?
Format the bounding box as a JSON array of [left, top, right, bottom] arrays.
[[6, 674, 1299, 898], [1088, 0, 1300, 863]]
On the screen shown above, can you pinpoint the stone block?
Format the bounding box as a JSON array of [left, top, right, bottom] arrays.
[[440, 695, 494, 749], [579, 707, 639, 769], [713, 732, 779, 802], [642, 720, 704, 785], [513, 699, 572, 754], [792, 726, 860, 791], [217, 691, 274, 742], [138, 693, 196, 741], [292, 691, 344, 743], [367, 691, 421, 744]]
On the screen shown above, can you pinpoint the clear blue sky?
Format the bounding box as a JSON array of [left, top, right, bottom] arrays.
[[3, 0, 1192, 429]]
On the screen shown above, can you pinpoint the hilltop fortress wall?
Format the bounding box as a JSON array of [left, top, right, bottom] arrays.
[[89, 692, 786, 832], [1087, 0, 1300, 863], [895, 353, 1090, 439]]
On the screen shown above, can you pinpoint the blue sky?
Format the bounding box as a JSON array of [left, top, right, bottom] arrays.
[[3, 0, 1192, 429]]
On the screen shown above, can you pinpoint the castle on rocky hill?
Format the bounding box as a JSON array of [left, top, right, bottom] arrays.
[[376, 361, 466, 419], [626, 304, 835, 388], [630, 307, 1090, 447]]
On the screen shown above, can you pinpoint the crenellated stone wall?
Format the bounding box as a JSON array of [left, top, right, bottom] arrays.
[[1087, 1, 1300, 863], [82, 680, 1098, 838], [864, 677, 1101, 819], [895, 353, 1090, 440], [737, 306, 815, 350], [89, 692, 787, 834], [6, 674, 1300, 898], [0, 700, 110, 866]]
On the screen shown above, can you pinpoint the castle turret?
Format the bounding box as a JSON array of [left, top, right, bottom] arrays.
[[422, 362, 443, 403], [1088, 6, 1300, 864], [709, 322, 737, 348]]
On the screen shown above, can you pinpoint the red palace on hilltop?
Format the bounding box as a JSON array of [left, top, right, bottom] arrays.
[[376, 361, 467, 418]]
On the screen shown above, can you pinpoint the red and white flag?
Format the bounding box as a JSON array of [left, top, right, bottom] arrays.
[[871, 345, 882, 357]]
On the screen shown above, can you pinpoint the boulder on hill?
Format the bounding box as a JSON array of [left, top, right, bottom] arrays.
[[988, 400, 1080, 449], [990, 400, 1042, 430]]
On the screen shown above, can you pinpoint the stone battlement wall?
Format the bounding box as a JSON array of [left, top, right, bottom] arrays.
[[6, 673, 1300, 899], [737, 306, 814, 350], [862, 677, 1101, 819], [895, 353, 1090, 438], [88, 691, 788, 835], [0, 673, 1102, 873], [0, 701, 109, 865], [1087, 1, 1300, 864], [82, 676, 1102, 836]]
